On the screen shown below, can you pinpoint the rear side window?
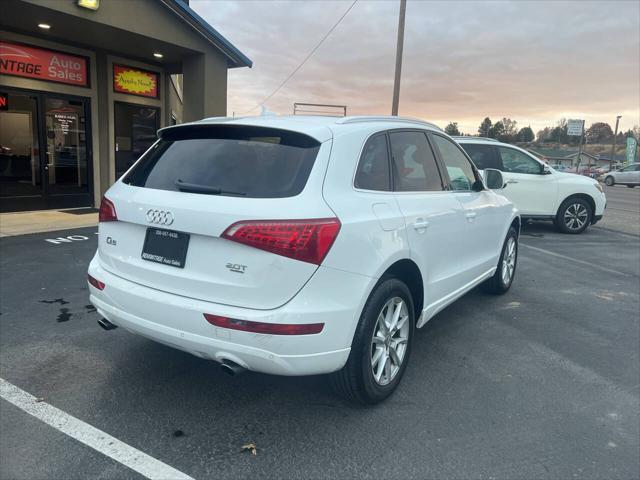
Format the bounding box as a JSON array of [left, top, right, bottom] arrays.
[[459, 143, 501, 170], [430, 134, 477, 191], [123, 126, 321, 198], [389, 131, 443, 191], [355, 134, 391, 191]]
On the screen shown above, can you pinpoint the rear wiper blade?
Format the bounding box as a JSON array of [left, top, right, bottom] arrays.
[[175, 179, 246, 196]]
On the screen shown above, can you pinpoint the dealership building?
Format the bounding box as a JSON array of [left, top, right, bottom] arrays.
[[0, 0, 251, 212]]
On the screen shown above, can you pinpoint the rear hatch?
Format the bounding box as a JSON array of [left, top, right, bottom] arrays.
[[98, 123, 336, 310]]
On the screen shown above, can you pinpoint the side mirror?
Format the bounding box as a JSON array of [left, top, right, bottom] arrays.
[[483, 168, 505, 189], [542, 164, 551, 175]]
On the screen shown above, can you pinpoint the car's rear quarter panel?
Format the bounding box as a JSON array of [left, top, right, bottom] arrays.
[[321, 125, 412, 279]]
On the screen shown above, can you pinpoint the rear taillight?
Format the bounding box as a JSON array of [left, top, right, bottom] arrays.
[[204, 314, 323, 335], [221, 218, 341, 265], [98, 196, 117, 222], [87, 274, 105, 290]]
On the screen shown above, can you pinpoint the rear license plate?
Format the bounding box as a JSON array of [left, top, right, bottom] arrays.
[[141, 228, 190, 268]]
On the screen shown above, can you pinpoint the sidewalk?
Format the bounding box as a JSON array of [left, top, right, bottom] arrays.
[[0, 209, 98, 237]]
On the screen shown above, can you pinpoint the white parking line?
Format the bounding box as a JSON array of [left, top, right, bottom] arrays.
[[0, 378, 194, 480], [520, 243, 632, 277]]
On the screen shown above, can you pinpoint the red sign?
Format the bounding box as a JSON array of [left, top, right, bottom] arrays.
[[0, 41, 89, 87], [0, 92, 7, 111], [113, 65, 159, 98]]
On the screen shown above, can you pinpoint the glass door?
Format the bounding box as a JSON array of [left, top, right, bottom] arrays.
[[0, 89, 92, 212], [43, 96, 92, 207], [0, 91, 43, 211]]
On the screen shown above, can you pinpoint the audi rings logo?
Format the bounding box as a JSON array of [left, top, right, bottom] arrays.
[[146, 209, 174, 226]]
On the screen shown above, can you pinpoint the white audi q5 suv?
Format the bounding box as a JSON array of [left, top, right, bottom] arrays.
[[88, 115, 520, 403]]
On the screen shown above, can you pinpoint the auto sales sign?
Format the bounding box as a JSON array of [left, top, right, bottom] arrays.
[[0, 41, 88, 87]]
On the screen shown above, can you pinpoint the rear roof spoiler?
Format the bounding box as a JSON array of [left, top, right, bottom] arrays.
[[157, 118, 332, 143], [156, 122, 321, 147]]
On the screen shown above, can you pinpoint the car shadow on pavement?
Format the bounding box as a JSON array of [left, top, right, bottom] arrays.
[[93, 284, 494, 418], [519, 220, 565, 237]]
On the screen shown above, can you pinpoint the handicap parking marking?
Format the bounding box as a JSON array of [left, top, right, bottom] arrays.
[[44, 231, 99, 245], [0, 378, 194, 480]]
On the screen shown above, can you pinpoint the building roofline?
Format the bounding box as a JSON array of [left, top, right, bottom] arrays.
[[566, 151, 598, 159], [527, 149, 545, 157], [161, 0, 252, 69]]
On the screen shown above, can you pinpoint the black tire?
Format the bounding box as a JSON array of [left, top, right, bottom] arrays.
[[627, 185, 635, 188], [482, 226, 518, 294], [554, 197, 593, 234], [330, 277, 415, 405], [605, 176, 615, 186]]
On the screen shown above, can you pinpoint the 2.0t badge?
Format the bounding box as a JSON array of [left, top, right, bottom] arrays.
[[146, 209, 174, 226], [226, 263, 247, 274]]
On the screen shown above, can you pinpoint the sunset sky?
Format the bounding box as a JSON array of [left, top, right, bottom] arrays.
[[192, 0, 640, 135]]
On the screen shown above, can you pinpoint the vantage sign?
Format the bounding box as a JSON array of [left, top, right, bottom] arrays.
[[0, 41, 89, 87]]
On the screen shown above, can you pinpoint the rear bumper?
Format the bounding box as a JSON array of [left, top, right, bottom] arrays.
[[88, 255, 375, 376]]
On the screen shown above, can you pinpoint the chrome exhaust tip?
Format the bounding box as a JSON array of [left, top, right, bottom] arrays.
[[221, 360, 246, 376], [97, 318, 117, 331]]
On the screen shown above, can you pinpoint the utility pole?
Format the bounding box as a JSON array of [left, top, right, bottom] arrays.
[[391, 0, 406, 116], [609, 115, 621, 167], [575, 120, 585, 172]]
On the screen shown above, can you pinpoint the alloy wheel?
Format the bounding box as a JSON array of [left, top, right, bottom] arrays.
[[370, 297, 410, 386], [563, 203, 589, 231], [501, 237, 517, 286]]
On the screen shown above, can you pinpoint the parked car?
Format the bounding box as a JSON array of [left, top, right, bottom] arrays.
[[587, 166, 601, 178], [88, 115, 520, 404], [564, 165, 594, 176], [455, 137, 606, 234], [594, 163, 622, 176], [602, 163, 640, 187]]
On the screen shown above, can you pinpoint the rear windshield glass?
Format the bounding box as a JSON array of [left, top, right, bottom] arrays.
[[123, 126, 321, 198]]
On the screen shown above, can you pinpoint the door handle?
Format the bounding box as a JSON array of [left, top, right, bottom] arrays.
[[413, 219, 430, 231], [465, 212, 477, 222]]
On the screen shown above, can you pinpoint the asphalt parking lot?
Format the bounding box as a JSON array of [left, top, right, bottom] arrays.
[[1, 185, 638, 480], [596, 185, 640, 236]]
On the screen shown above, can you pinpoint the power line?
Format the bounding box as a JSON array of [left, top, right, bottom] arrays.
[[237, 0, 358, 115]]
